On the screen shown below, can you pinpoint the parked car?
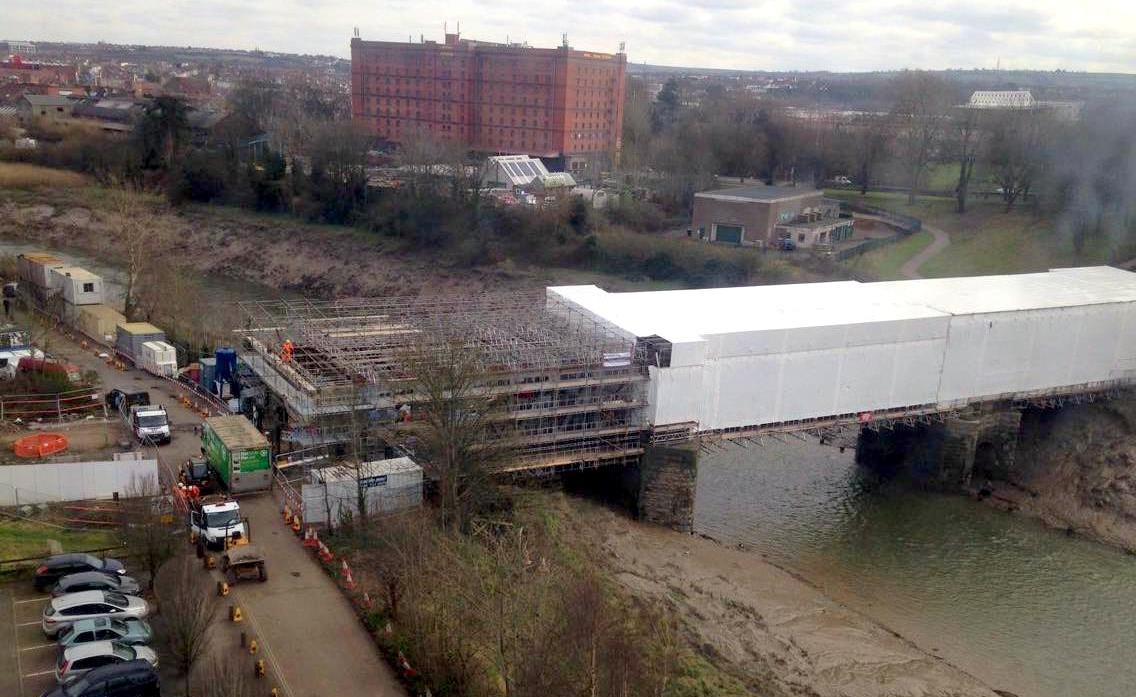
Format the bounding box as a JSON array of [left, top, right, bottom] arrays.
[[56, 641, 158, 683], [34, 554, 126, 591], [56, 617, 153, 649], [51, 572, 142, 598], [36, 659, 160, 697], [41, 591, 149, 637], [104, 388, 150, 415]]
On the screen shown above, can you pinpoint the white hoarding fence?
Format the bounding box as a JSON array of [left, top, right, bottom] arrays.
[[301, 456, 423, 527], [0, 456, 159, 506]]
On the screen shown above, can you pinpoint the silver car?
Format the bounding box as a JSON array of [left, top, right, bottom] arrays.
[[56, 640, 158, 683], [41, 590, 149, 638]]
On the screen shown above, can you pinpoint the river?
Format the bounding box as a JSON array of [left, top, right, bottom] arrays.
[[695, 438, 1136, 697]]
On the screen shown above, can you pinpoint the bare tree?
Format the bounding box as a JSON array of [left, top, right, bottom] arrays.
[[107, 185, 168, 322], [383, 340, 515, 533], [952, 107, 986, 213], [988, 108, 1053, 212], [118, 473, 176, 591], [890, 71, 954, 203], [156, 553, 218, 695], [195, 653, 257, 697]]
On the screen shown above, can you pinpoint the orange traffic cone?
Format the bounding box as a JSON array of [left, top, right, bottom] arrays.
[[303, 527, 319, 548], [341, 560, 355, 591]]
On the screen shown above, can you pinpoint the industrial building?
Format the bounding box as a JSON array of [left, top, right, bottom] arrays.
[[691, 185, 846, 247], [350, 31, 627, 179]]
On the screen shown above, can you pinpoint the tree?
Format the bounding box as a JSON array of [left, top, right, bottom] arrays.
[[849, 115, 891, 195], [196, 654, 257, 697], [988, 109, 1052, 212], [118, 473, 176, 591], [951, 107, 986, 213], [136, 95, 190, 170], [156, 553, 218, 695], [383, 340, 515, 533], [108, 185, 171, 322], [651, 78, 681, 133], [890, 72, 954, 203]]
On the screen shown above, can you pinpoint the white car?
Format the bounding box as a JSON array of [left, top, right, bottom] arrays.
[[56, 640, 158, 683], [41, 590, 150, 637]]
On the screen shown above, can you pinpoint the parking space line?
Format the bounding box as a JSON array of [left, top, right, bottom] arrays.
[[15, 621, 42, 627], [9, 590, 25, 697], [12, 598, 49, 605], [22, 669, 55, 678], [19, 644, 56, 652]]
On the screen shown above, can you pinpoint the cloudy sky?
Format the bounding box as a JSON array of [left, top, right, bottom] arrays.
[[6, 0, 1135, 72]]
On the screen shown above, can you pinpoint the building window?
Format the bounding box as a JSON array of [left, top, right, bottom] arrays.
[[82, 282, 94, 293]]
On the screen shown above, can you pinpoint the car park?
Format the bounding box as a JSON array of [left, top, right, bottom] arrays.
[[34, 554, 126, 591], [50, 572, 142, 598], [56, 641, 158, 684], [55, 617, 153, 649], [36, 659, 160, 697], [41, 591, 149, 637]]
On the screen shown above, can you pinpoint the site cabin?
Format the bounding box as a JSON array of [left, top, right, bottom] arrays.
[[138, 341, 177, 378], [202, 415, 271, 493], [17, 253, 65, 289], [49, 266, 104, 306]]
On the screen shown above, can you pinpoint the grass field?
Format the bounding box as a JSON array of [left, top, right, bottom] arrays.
[[845, 230, 934, 280], [830, 190, 1119, 278], [0, 161, 90, 189], [0, 519, 118, 561]]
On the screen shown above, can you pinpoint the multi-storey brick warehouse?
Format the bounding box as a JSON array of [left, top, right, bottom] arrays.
[[351, 33, 626, 176]]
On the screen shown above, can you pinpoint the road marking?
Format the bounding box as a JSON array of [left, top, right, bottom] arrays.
[[15, 621, 43, 627], [19, 643, 56, 652], [12, 598, 49, 605], [230, 587, 295, 697], [9, 589, 25, 697], [22, 670, 56, 678]]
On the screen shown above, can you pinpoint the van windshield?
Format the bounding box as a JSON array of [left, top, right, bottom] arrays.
[[137, 414, 167, 428], [205, 510, 241, 528]]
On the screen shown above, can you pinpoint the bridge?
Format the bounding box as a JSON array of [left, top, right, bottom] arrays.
[[550, 266, 1136, 528], [241, 266, 1136, 530]]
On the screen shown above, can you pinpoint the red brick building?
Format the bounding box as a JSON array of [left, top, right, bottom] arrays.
[[351, 32, 626, 178], [0, 57, 76, 86]]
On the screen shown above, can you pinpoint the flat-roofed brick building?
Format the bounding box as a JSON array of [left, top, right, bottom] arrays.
[[351, 32, 626, 179]]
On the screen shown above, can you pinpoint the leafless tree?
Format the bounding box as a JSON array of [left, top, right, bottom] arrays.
[[988, 108, 1053, 212], [118, 473, 176, 591], [952, 107, 987, 213], [195, 653, 257, 697], [382, 340, 515, 533], [155, 553, 218, 696], [849, 114, 892, 195], [890, 71, 954, 203]]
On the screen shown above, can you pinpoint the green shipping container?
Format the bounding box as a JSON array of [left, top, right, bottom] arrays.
[[202, 415, 271, 493]]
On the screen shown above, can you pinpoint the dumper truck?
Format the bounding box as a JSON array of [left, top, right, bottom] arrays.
[[201, 415, 271, 493]]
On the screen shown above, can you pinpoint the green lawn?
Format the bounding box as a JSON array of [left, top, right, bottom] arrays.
[[830, 190, 1120, 278], [845, 230, 934, 280], [0, 519, 119, 561]]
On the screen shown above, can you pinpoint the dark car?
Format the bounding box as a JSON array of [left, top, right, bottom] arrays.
[[178, 456, 215, 494], [104, 389, 150, 415], [51, 572, 142, 598], [34, 554, 126, 591], [36, 659, 159, 697]]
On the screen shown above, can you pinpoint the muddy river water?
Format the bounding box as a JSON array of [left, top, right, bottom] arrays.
[[695, 438, 1136, 697]]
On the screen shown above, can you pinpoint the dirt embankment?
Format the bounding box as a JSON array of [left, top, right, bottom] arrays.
[[993, 399, 1136, 552], [583, 504, 1000, 697], [0, 196, 554, 298]]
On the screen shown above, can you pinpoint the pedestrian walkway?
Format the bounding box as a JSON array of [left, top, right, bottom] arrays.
[[901, 222, 951, 278]]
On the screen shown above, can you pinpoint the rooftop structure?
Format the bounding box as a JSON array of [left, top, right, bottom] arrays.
[[694, 185, 822, 203], [967, 90, 1036, 109], [483, 155, 551, 189], [692, 186, 835, 247]]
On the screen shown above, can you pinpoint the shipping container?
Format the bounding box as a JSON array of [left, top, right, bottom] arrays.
[[17, 253, 65, 289], [49, 266, 104, 306], [138, 340, 177, 377], [202, 415, 271, 493], [75, 304, 126, 343], [115, 322, 166, 360], [301, 456, 423, 524]]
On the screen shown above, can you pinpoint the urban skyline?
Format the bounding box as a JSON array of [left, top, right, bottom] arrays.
[[4, 0, 1135, 73]]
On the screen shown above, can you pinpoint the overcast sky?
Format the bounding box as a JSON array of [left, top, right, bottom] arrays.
[[6, 0, 1135, 73]]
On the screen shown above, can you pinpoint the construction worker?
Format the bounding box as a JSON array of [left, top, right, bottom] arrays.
[[281, 339, 294, 363]]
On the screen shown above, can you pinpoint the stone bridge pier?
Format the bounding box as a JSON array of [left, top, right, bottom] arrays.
[[856, 407, 1023, 488]]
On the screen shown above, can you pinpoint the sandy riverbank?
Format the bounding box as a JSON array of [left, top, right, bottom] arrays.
[[584, 503, 1001, 697]]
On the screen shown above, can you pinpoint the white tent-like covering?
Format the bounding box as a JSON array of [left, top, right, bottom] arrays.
[[549, 267, 1136, 432], [482, 155, 551, 190]]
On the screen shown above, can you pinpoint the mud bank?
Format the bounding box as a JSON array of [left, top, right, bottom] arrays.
[[989, 399, 1136, 553], [585, 504, 1000, 697]]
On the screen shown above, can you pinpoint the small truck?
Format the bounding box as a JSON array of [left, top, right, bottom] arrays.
[[189, 497, 247, 553], [128, 404, 171, 445]]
